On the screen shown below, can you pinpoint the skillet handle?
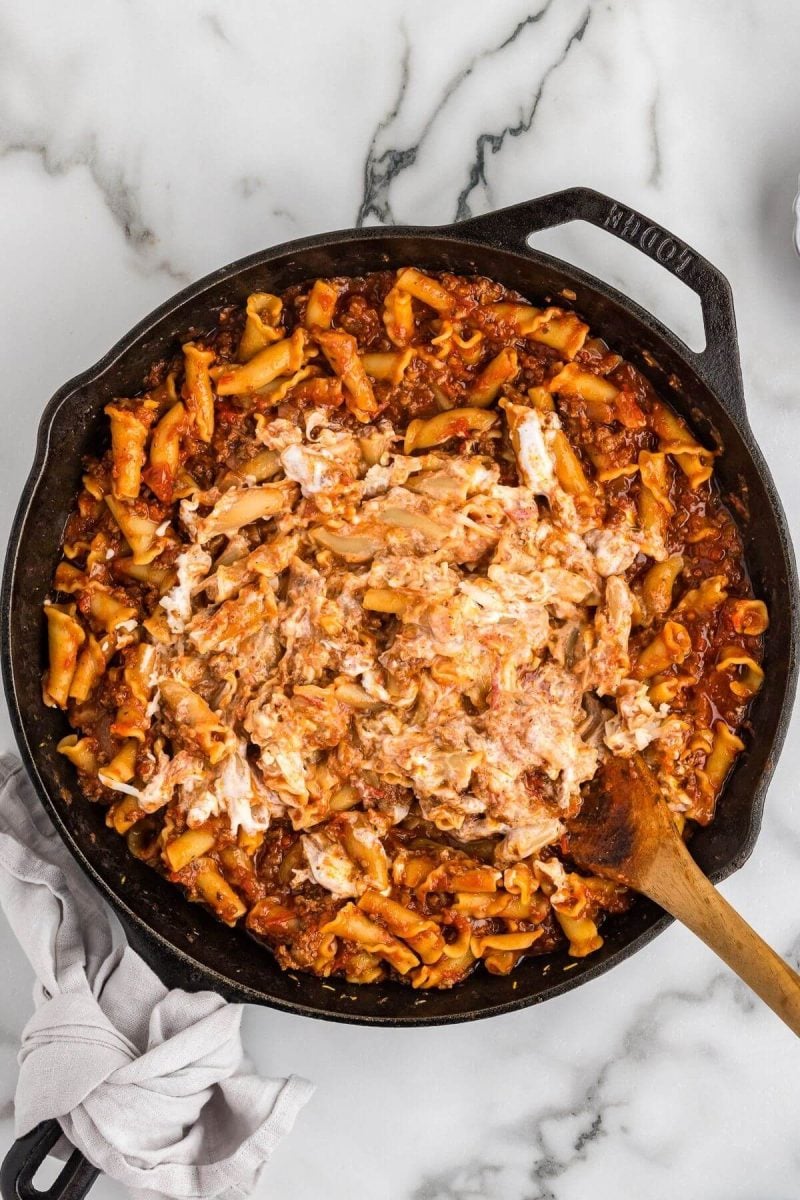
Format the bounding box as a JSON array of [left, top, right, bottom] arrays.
[[0, 1122, 99, 1200], [455, 187, 746, 421]]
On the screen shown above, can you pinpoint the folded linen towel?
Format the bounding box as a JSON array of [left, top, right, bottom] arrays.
[[0, 754, 314, 1199]]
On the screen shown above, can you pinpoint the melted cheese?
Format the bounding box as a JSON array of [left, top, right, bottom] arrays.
[[604, 680, 671, 756], [512, 406, 558, 496], [160, 545, 213, 634], [135, 390, 666, 856], [302, 831, 359, 898]]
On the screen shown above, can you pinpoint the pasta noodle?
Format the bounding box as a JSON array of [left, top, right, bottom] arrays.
[[143, 401, 187, 502], [105, 402, 153, 500], [640, 555, 684, 622], [469, 348, 518, 407], [403, 407, 497, 452], [181, 344, 216, 443], [395, 267, 456, 314], [239, 293, 283, 360], [214, 329, 306, 396], [304, 280, 339, 331], [43, 604, 85, 708], [700, 720, 745, 794], [316, 330, 378, 420], [632, 620, 692, 679]]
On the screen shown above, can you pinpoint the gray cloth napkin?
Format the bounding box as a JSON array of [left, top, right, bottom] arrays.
[[0, 754, 314, 1199]]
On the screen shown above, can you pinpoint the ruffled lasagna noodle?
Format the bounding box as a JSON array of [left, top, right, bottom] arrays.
[[44, 269, 767, 988]]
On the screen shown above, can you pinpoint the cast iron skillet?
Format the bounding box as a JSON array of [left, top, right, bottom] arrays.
[[1, 189, 797, 1200]]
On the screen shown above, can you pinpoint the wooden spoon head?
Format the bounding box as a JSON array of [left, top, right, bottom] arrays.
[[566, 753, 678, 889]]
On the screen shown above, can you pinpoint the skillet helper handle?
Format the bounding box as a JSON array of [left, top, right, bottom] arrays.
[[455, 187, 746, 420], [0, 1122, 99, 1200]]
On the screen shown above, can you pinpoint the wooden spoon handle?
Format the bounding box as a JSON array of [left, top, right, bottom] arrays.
[[643, 841, 800, 1035]]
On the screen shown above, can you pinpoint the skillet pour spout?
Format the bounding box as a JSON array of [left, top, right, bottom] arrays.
[[2, 187, 797, 1030]]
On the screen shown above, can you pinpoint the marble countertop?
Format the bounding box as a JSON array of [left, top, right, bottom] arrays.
[[2, 2, 800, 1197]]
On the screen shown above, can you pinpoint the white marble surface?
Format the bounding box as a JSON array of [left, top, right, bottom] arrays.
[[1, 2, 800, 1197]]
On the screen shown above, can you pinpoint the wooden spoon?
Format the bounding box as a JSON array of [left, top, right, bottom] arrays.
[[567, 753, 800, 1034]]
